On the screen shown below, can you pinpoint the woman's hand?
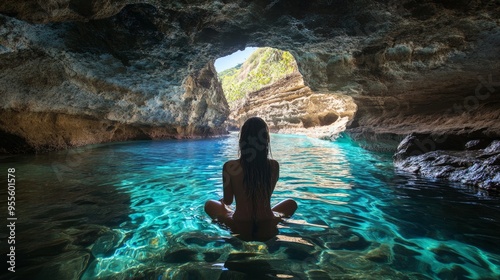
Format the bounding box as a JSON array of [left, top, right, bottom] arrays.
[[220, 198, 234, 211]]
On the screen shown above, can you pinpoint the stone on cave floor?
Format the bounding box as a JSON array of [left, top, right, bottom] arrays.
[[163, 248, 200, 263], [431, 245, 466, 264], [437, 265, 471, 280], [319, 230, 371, 251], [364, 244, 392, 263], [305, 269, 332, 280]]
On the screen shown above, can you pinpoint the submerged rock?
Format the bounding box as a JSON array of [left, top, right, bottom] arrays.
[[365, 244, 392, 263], [394, 134, 500, 191], [163, 248, 199, 263], [91, 230, 124, 258]]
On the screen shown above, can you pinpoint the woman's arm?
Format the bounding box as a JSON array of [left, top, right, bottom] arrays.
[[270, 159, 280, 192], [222, 162, 234, 205]]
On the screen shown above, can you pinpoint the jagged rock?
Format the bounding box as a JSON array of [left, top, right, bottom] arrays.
[[394, 134, 500, 191], [0, 0, 499, 154]]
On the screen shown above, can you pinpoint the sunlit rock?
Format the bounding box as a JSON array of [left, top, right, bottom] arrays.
[[228, 72, 357, 138]]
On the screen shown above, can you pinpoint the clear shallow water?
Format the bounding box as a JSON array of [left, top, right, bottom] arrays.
[[1, 133, 500, 279]]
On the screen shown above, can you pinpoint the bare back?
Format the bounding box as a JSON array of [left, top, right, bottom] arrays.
[[221, 159, 280, 240]]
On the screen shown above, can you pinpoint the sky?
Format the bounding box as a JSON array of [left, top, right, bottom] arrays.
[[214, 47, 258, 72]]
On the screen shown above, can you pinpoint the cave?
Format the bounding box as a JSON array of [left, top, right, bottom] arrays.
[[1, 0, 499, 187], [1, 1, 500, 278], [1, 1, 499, 152]]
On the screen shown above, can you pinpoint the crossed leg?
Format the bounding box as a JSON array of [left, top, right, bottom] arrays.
[[271, 199, 298, 218], [204, 198, 297, 220], [204, 199, 233, 222]]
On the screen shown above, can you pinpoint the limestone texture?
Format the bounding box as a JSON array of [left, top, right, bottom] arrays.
[[228, 72, 357, 139], [0, 0, 499, 155]]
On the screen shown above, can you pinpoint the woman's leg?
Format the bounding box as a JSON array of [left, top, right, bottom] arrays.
[[272, 199, 298, 218], [204, 199, 232, 220]]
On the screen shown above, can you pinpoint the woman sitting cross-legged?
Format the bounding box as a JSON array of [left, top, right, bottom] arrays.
[[205, 117, 298, 242]]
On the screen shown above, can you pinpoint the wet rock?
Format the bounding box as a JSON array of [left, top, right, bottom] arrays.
[[163, 248, 199, 263], [465, 139, 491, 150], [266, 237, 317, 260], [306, 269, 331, 279], [23, 239, 71, 257], [224, 253, 274, 276], [203, 251, 221, 262], [221, 236, 245, 250], [394, 134, 500, 191], [219, 270, 251, 280], [391, 244, 425, 272], [226, 252, 261, 262], [437, 265, 471, 280], [33, 251, 91, 280], [344, 128, 405, 153], [156, 264, 223, 280], [284, 246, 314, 261], [181, 232, 214, 247], [431, 245, 465, 264], [365, 244, 391, 263], [484, 140, 500, 155], [324, 231, 371, 251], [70, 227, 106, 247], [393, 133, 471, 162], [392, 244, 421, 257], [91, 230, 123, 258]]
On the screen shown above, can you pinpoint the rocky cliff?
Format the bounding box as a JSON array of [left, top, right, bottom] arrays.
[[229, 72, 357, 139], [1, 0, 499, 156]]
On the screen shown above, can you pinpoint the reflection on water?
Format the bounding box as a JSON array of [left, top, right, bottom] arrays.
[[1, 132, 499, 279]]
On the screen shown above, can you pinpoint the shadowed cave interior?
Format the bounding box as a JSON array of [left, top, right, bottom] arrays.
[[1, 1, 500, 278]]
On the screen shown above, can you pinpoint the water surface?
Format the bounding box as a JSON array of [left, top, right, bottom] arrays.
[[1, 133, 499, 279]]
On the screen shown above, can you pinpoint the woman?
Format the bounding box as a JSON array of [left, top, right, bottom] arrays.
[[205, 117, 297, 241]]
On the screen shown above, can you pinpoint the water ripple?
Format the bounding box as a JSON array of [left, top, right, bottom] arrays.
[[1, 133, 499, 279]]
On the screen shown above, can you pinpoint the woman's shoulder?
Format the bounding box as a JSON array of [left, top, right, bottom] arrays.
[[224, 159, 243, 177], [224, 159, 241, 170]]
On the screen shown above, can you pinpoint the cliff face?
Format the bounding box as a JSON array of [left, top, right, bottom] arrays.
[[1, 0, 499, 153], [229, 72, 357, 139]]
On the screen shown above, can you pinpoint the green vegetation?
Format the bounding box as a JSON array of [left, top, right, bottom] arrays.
[[218, 47, 298, 104]]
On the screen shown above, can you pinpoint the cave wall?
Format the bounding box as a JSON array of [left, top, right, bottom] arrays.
[[0, 4, 229, 152], [1, 0, 499, 153]]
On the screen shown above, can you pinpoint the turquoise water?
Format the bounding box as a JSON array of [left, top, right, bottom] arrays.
[[1, 132, 500, 279]]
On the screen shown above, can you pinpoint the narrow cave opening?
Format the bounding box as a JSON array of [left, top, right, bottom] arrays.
[[214, 47, 357, 139], [214, 47, 298, 106]]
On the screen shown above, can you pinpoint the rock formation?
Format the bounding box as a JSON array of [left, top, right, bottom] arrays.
[[394, 134, 500, 191], [1, 1, 499, 181], [0, 4, 230, 153], [228, 72, 357, 139]]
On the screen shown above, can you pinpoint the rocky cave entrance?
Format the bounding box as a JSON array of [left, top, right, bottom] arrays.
[[214, 47, 357, 139]]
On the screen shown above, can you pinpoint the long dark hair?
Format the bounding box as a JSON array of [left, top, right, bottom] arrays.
[[239, 117, 272, 205]]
